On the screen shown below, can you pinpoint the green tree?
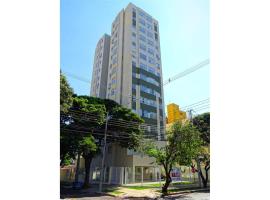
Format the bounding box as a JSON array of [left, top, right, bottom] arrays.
[[193, 112, 210, 145], [60, 73, 73, 112], [60, 95, 144, 188], [193, 112, 210, 188], [144, 122, 203, 194], [61, 96, 106, 188]]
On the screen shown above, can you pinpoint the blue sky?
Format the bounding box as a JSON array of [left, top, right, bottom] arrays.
[[61, 0, 209, 114]]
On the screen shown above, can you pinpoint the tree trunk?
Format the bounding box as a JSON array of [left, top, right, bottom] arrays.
[[199, 170, 207, 188], [162, 172, 172, 194], [74, 153, 80, 183], [199, 165, 210, 188], [205, 165, 210, 188], [82, 154, 93, 188]]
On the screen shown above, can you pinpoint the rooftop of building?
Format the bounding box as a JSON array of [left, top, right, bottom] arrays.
[[126, 2, 159, 23]]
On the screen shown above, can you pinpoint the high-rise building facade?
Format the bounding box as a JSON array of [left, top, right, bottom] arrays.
[[88, 3, 166, 184], [106, 3, 165, 140], [167, 103, 187, 124], [90, 34, 111, 99]]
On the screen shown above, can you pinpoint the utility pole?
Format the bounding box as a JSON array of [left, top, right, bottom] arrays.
[[74, 153, 80, 187], [188, 109, 202, 188], [99, 112, 110, 193]]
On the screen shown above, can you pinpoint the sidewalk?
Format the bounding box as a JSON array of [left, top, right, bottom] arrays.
[[60, 182, 209, 199], [60, 184, 117, 199]]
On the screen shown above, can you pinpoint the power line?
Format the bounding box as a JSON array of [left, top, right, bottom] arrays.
[[61, 111, 167, 137], [193, 105, 210, 112], [62, 70, 208, 115], [163, 59, 209, 86], [66, 109, 167, 129], [183, 103, 210, 112], [181, 98, 209, 110], [62, 71, 91, 84]]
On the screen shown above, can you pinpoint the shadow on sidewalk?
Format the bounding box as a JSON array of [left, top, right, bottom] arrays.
[[61, 184, 109, 199]]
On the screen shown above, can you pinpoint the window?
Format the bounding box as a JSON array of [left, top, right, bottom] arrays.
[[111, 66, 117, 74], [148, 66, 155, 74], [139, 18, 145, 26], [147, 31, 154, 39], [140, 74, 159, 86], [156, 54, 160, 60], [154, 23, 158, 32], [139, 34, 146, 42], [146, 15, 152, 23], [111, 78, 116, 84], [132, 61, 136, 68], [132, 32, 136, 38], [112, 57, 117, 64], [132, 19, 136, 27], [140, 43, 146, 51], [132, 10, 136, 18], [148, 48, 154, 56], [139, 11, 145, 17], [155, 33, 159, 41], [140, 62, 148, 71], [147, 39, 154, 46], [140, 85, 160, 96], [140, 53, 147, 61], [111, 89, 115, 95], [146, 23, 152, 30], [132, 49, 137, 55], [141, 110, 156, 119], [148, 57, 155, 64], [139, 26, 146, 34], [132, 41, 136, 47]]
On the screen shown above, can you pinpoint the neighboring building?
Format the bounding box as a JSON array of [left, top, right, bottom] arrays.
[[90, 34, 111, 99], [88, 3, 166, 184], [167, 103, 187, 124]]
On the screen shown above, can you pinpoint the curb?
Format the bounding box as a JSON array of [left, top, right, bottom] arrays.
[[160, 188, 210, 197]]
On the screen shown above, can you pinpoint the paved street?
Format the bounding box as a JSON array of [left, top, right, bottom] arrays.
[[62, 192, 210, 200], [161, 192, 209, 200]]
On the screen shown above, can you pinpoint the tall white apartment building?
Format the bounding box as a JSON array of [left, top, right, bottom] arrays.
[[89, 3, 166, 184], [90, 34, 111, 99], [107, 3, 165, 139]]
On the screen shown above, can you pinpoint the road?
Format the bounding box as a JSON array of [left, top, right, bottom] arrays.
[[62, 192, 210, 200], [161, 192, 210, 200]]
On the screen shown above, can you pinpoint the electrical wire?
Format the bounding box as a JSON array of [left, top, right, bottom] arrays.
[[163, 59, 209, 86]]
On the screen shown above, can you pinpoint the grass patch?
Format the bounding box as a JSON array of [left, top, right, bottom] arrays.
[[122, 181, 194, 191], [172, 181, 193, 185], [122, 186, 154, 190], [107, 190, 124, 196], [104, 187, 124, 196]]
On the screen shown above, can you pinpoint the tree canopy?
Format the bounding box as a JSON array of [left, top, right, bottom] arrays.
[[60, 81, 144, 187], [193, 112, 210, 145], [192, 112, 210, 188], [60, 73, 73, 113], [144, 121, 203, 194]]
